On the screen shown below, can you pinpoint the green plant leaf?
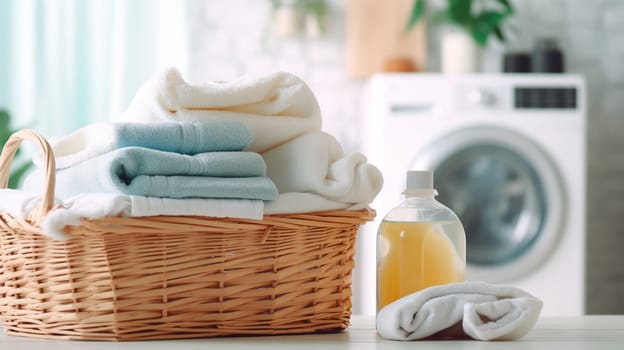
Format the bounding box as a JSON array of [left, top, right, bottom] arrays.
[[448, 0, 473, 25], [404, 0, 513, 46], [407, 0, 426, 30], [0, 127, 11, 146], [7, 161, 32, 189], [496, 0, 514, 14], [0, 109, 9, 126], [431, 10, 452, 25], [471, 23, 489, 47], [470, 11, 509, 46], [270, 0, 282, 11], [0, 109, 23, 161], [296, 0, 327, 17], [483, 11, 507, 28], [493, 27, 505, 41], [0, 109, 13, 150]]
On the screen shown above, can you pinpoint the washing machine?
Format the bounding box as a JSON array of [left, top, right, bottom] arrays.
[[354, 74, 586, 316]]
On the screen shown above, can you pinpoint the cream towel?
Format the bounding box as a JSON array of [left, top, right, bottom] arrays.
[[376, 282, 542, 341], [262, 131, 383, 206], [122, 67, 322, 152]]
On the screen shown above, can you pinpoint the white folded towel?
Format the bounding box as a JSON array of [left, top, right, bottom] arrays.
[[121, 67, 322, 152], [0, 190, 263, 240], [261, 131, 383, 206], [0, 189, 48, 220], [0, 188, 366, 239], [376, 282, 543, 341], [263, 192, 368, 215]]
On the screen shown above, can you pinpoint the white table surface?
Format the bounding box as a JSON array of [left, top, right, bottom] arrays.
[[2, 315, 624, 349]]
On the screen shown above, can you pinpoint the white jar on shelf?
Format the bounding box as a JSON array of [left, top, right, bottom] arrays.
[[440, 28, 480, 74]]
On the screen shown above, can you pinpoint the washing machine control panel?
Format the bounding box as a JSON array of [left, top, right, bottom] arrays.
[[467, 88, 499, 107], [455, 83, 580, 113], [372, 74, 584, 119], [513, 86, 577, 109], [456, 85, 508, 112]]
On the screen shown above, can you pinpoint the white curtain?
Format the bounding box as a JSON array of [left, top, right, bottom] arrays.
[[0, 0, 190, 138]]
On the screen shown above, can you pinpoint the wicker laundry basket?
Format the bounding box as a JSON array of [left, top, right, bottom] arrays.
[[0, 129, 375, 341]]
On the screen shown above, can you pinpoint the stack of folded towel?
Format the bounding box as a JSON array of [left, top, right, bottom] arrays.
[[6, 67, 383, 239], [121, 67, 384, 214], [26, 121, 278, 200]]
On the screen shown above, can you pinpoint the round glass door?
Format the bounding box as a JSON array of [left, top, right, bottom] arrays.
[[411, 126, 565, 281], [434, 144, 546, 266]]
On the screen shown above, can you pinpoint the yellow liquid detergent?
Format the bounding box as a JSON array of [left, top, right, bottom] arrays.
[[377, 220, 465, 310]]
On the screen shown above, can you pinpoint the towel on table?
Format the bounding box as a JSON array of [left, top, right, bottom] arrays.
[[0, 190, 263, 240], [121, 67, 321, 152], [33, 120, 252, 169], [24, 147, 278, 200], [261, 131, 383, 206], [376, 281, 543, 341]]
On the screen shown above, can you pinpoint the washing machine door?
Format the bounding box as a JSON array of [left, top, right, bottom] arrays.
[[411, 126, 565, 282]]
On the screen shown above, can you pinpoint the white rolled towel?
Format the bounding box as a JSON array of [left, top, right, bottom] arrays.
[[376, 282, 543, 341], [261, 131, 383, 207], [121, 67, 322, 153]]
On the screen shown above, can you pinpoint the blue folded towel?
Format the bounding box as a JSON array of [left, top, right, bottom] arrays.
[[112, 121, 253, 153], [25, 147, 278, 200], [36, 120, 254, 169]]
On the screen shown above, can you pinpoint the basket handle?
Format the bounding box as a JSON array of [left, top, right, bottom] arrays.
[[0, 129, 56, 219]]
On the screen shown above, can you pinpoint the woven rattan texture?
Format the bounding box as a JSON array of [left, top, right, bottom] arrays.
[[0, 210, 373, 340]]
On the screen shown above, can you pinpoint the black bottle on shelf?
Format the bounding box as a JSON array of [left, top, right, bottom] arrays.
[[532, 38, 565, 73], [503, 52, 532, 73]]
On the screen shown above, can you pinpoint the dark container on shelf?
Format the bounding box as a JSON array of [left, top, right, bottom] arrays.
[[532, 38, 565, 73], [503, 52, 532, 73]]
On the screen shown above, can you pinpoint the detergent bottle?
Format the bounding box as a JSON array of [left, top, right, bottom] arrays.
[[377, 170, 466, 311]]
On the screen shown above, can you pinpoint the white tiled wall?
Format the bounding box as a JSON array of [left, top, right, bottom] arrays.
[[190, 0, 624, 314]]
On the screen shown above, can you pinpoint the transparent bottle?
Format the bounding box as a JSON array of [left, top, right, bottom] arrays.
[[377, 170, 466, 311]]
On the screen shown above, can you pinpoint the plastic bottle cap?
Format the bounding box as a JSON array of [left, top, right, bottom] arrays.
[[406, 170, 433, 190]]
